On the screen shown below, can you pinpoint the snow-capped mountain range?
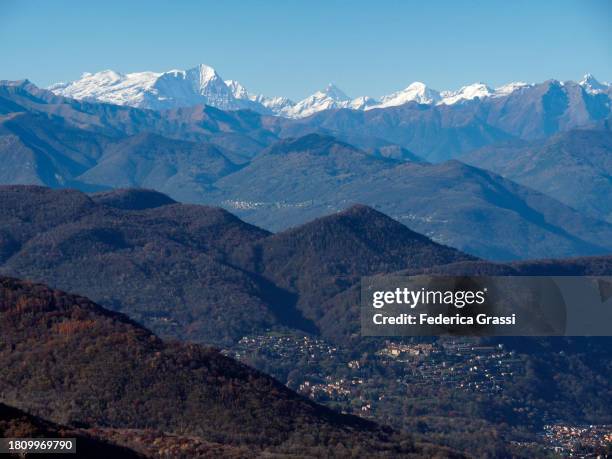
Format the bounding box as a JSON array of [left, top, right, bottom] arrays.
[[49, 64, 611, 119]]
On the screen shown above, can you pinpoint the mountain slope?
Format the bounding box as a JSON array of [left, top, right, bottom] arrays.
[[462, 129, 612, 222], [232, 204, 473, 327], [0, 111, 111, 188], [0, 185, 473, 344], [279, 83, 355, 118], [0, 403, 144, 458], [0, 110, 242, 198], [90, 188, 177, 210], [0, 186, 309, 345], [313, 253, 612, 342], [76, 132, 239, 201], [5, 76, 612, 164], [2, 185, 608, 347], [0, 276, 454, 457], [274, 103, 515, 162], [0, 80, 278, 151], [213, 134, 612, 260]]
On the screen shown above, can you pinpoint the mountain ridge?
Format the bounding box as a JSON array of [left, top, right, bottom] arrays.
[[2, 81, 612, 260], [210, 135, 612, 260], [1, 275, 457, 457], [0, 185, 473, 345], [47, 65, 612, 119], [0, 402, 144, 458], [462, 128, 612, 222], [2, 185, 612, 347]]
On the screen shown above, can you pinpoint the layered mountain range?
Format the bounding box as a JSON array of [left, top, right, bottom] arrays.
[[0, 186, 610, 452], [48, 64, 612, 120], [2, 275, 456, 457], [0, 186, 470, 345], [1, 185, 611, 348], [2, 64, 611, 457], [1, 79, 611, 260]]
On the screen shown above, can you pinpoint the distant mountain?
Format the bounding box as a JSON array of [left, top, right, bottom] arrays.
[[279, 83, 360, 118], [0, 275, 447, 457], [0, 79, 278, 153], [0, 90, 263, 190], [225, 78, 294, 114], [273, 103, 515, 162], [580, 73, 610, 95], [377, 82, 442, 107], [7, 76, 612, 162], [76, 132, 239, 200], [49, 64, 268, 113], [278, 79, 612, 161], [48, 65, 611, 121], [462, 129, 612, 223], [0, 111, 110, 188], [212, 134, 612, 260]]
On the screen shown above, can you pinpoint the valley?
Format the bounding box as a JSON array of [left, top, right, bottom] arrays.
[[225, 331, 611, 456]]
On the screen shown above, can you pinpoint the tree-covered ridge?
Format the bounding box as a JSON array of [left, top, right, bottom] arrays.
[[0, 276, 461, 458], [0, 186, 472, 346]]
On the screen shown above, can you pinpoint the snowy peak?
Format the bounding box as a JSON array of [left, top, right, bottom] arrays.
[[259, 95, 295, 112], [281, 83, 353, 118], [50, 64, 248, 111], [186, 64, 228, 96], [49, 67, 610, 118], [493, 81, 530, 97], [49, 70, 160, 106], [49, 64, 297, 115], [151, 65, 236, 109], [376, 82, 441, 108], [194, 63, 219, 84], [320, 83, 350, 101], [225, 79, 250, 100], [439, 83, 493, 105], [225, 79, 295, 112], [350, 95, 379, 110], [579, 73, 609, 94]]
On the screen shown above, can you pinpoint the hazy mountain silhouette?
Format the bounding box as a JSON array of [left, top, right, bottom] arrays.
[[212, 134, 612, 260], [463, 128, 612, 222]]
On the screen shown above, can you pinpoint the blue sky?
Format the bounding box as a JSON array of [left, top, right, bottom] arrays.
[[1, 0, 610, 99]]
